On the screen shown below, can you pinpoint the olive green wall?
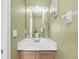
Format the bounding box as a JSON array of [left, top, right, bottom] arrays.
[[11, 0, 25, 59], [49, 0, 78, 59]]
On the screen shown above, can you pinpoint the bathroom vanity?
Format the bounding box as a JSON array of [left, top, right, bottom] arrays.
[[17, 50, 56, 59], [17, 38, 57, 59]]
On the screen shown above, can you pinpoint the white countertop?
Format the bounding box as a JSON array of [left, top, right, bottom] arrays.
[[17, 38, 57, 51]]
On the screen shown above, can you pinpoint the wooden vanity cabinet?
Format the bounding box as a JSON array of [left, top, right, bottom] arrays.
[[36, 51, 56, 59], [17, 50, 56, 59]]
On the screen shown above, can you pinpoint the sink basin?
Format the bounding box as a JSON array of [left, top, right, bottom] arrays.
[[17, 38, 57, 51]]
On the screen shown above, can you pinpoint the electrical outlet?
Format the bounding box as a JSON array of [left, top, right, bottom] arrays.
[[12, 29, 17, 37]]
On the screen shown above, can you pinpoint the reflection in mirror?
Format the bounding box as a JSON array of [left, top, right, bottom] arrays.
[[25, 4, 50, 38]]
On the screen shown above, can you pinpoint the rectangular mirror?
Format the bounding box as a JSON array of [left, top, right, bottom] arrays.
[[25, 0, 50, 38]]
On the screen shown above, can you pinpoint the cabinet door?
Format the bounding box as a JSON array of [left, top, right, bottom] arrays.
[[20, 51, 35, 59], [36, 51, 56, 59]]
